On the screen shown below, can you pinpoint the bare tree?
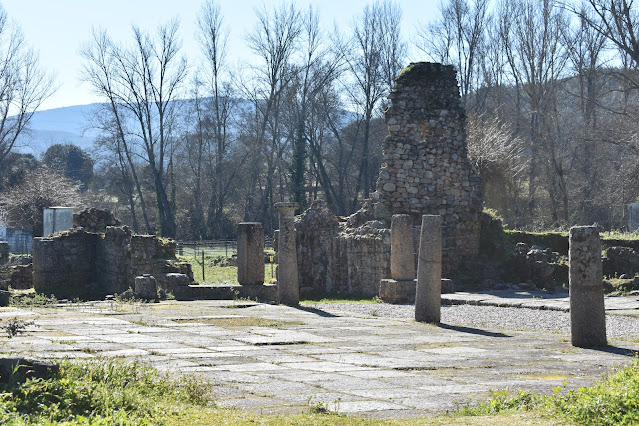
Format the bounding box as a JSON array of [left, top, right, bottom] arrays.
[[0, 5, 54, 169], [243, 2, 302, 230], [0, 167, 83, 236], [341, 0, 405, 208], [498, 0, 571, 223], [81, 21, 187, 237], [581, 0, 639, 67], [195, 0, 239, 238], [416, 0, 490, 103]]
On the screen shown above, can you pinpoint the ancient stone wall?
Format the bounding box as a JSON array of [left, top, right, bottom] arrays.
[[33, 231, 99, 299], [373, 62, 482, 272], [33, 227, 192, 299], [295, 62, 481, 296], [295, 200, 390, 297], [96, 226, 131, 294], [74, 208, 121, 233]]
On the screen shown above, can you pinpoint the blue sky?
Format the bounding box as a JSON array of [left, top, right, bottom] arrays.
[[3, 0, 438, 110]]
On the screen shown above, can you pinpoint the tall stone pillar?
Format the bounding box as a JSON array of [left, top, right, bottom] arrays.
[[237, 222, 264, 285], [275, 202, 300, 305], [415, 215, 442, 323], [569, 226, 607, 347], [391, 214, 415, 280], [379, 214, 416, 303]]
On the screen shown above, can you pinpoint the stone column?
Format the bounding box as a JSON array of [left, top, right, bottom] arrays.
[[415, 215, 442, 323], [569, 226, 607, 347], [391, 214, 415, 280], [379, 214, 416, 303], [237, 222, 265, 285], [275, 202, 300, 305]]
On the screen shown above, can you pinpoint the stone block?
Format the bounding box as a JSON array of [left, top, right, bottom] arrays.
[[379, 279, 415, 304], [441, 278, 454, 294], [415, 215, 442, 323], [135, 275, 157, 300], [0, 242, 9, 264], [159, 273, 190, 292]]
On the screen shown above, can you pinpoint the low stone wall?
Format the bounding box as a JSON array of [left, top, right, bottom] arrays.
[[33, 231, 99, 299], [33, 227, 192, 299], [296, 200, 390, 297], [8, 264, 33, 290]]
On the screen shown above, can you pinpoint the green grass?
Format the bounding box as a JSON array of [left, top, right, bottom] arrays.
[[301, 294, 382, 304], [1, 357, 639, 424], [0, 359, 212, 425], [173, 317, 303, 327], [177, 253, 277, 284], [457, 358, 639, 425], [9, 289, 58, 307]]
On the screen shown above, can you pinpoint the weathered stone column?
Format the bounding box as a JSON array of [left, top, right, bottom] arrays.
[[391, 214, 415, 280], [569, 226, 607, 347], [237, 222, 265, 285], [415, 215, 442, 323], [275, 202, 300, 305], [380, 214, 416, 303]]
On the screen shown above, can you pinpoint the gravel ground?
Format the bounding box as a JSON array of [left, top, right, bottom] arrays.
[[308, 302, 639, 341]]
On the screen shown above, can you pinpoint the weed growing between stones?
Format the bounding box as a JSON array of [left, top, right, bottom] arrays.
[[2, 317, 34, 338], [454, 358, 639, 425], [307, 396, 342, 416], [9, 292, 57, 307]]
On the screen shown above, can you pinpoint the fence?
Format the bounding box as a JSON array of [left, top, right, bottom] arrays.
[[176, 239, 275, 283], [176, 239, 274, 258], [4, 228, 33, 255]]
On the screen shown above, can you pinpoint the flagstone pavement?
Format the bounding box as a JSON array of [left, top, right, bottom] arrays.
[[3, 290, 639, 418]]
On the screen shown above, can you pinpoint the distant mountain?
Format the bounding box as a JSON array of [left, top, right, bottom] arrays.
[[14, 104, 101, 157]]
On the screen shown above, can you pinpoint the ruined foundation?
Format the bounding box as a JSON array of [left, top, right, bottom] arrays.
[[32, 227, 193, 299], [296, 62, 481, 297]]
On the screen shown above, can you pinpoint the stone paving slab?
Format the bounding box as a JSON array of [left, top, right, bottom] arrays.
[[1, 298, 638, 418]]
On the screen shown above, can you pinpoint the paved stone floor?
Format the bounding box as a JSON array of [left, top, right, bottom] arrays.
[[2, 291, 639, 418]]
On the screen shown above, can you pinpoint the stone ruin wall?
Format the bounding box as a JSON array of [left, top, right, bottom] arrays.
[[32, 226, 193, 299], [373, 62, 482, 271], [296, 62, 482, 296], [296, 200, 390, 297]]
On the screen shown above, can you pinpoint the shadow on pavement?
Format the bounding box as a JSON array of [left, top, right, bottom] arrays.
[[436, 323, 512, 338], [293, 305, 340, 317], [590, 345, 639, 357]]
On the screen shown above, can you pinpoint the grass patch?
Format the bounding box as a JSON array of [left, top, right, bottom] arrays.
[[177, 253, 277, 284], [301, 294, 382, 304], [1, 357, 638, 424], [456, 358, 639, 425], [9, 290, 58, 307], [173, 316, 304, 328], [0, 359, 212, 424]]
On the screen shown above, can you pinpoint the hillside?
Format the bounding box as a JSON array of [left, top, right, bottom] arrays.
[[14, 104, 101, 156]]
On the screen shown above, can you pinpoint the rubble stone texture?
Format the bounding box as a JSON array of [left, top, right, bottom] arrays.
[[569, 226, 607, 347], [276, 202, 300, 305], [237, 223, 265, 285], [0, 242, 8, 264], [73, 207, 121, 233], [33, 227, 193, 299], [415, 215, 442, 323], [295, 63, 480, 296], [372, 62, 482, 274], [134, 275, 157, 300]]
